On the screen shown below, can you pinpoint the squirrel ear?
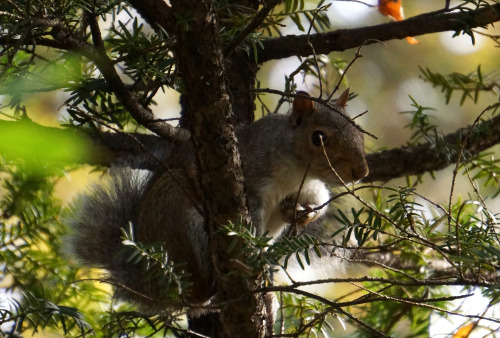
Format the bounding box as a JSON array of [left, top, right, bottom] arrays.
[[335, 88, 350, 108], [289, 91, 314, 128]]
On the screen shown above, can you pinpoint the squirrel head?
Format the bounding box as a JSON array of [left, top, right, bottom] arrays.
[[288, 89, 369, 185]]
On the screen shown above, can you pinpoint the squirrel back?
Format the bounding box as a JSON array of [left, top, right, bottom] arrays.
[[66, 89, 369, 312]]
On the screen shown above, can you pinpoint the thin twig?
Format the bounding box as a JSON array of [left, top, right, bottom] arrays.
[[318, 139, 465, 275], [351, 282, 500, 324], [447, 105, 495, 275], [327, 39, 385, 101], [223, 0, 284, 57]]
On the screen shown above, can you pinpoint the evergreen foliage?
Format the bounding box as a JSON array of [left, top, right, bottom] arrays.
[[0, 0, 499, 337]]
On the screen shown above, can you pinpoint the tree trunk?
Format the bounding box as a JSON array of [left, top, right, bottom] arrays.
[[170, 1, 265, 336]]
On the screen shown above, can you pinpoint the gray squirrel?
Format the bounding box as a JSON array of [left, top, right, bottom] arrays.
[[66, 89, 369, 312]]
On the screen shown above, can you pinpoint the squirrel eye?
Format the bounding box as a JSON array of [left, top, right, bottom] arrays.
[[312, 130, 327, 147]]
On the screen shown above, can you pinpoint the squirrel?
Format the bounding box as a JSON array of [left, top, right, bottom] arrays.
[[66, 89, 369, 313]]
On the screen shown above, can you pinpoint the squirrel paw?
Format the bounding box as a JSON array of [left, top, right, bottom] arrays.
[[280, 198, 319, 227]]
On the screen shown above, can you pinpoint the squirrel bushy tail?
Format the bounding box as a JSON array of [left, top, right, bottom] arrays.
[[66, 167, 151, 270], [66, 165, 198, 311]]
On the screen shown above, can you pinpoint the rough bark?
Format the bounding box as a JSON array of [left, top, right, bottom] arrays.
[[364, 112, 500, 182], [127, 0, 176, 34], [256, 3, 500, 63], [122, 2, 500, 65], [225, 51, 259, 125], [169, 1, 262, 336], [3, 111, 499, 183]]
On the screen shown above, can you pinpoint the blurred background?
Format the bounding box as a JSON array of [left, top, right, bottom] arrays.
[[1, 0, 499, 336]]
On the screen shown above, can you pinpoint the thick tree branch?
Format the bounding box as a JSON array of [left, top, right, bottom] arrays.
[[222, 0, 284, 57], [256, 3, 500, 63], [2, 109, 500, 183], [364, 111, 500, 182], [169, 0, 249, 221], [127, 0, 176, 34], [169, 0, 260, 336]]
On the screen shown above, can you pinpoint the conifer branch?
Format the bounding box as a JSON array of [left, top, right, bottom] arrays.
[[256, 3, 500, 62]]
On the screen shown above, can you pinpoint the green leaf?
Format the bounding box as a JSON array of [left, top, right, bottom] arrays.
[[0, 121, 91, 170]]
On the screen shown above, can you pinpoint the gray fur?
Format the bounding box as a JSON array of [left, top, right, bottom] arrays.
[[66, 93, 368, 312], [66, 167, 151, 269]]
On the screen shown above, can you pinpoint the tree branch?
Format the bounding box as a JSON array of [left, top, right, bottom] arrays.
[[0, 6, 187, 143], [222, 0, 284, 57], [363, 110, 500, 182], [2, 107, 500, 184], [263, 275, 498, 291], [0, 119, 165, 167], [127, 0, 176, 34], [169, 0, 259, 336], [46, 24, 189, 143], [256, 3, 500, 63]]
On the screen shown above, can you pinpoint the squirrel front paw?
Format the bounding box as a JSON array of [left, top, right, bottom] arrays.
[[280, 197, 320, 227]]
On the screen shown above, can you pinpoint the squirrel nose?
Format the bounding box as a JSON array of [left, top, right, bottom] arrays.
[[352, 162, 369, 181]]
